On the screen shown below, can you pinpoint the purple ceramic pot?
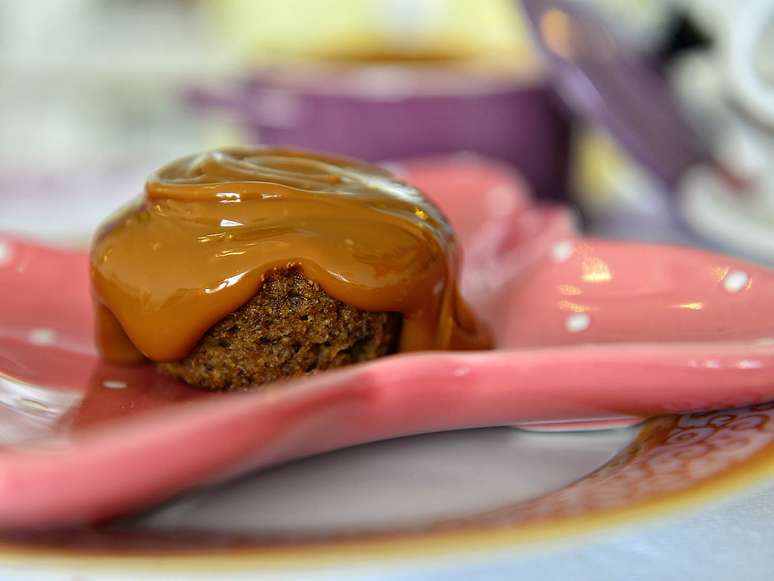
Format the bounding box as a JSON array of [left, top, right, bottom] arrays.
[[187, 62, 572, 201]]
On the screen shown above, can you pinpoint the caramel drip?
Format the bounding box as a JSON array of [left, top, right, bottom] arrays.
[[91, 147, 491, 363]]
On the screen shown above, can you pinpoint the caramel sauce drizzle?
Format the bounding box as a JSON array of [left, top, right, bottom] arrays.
[[91, 147, 491, 365]]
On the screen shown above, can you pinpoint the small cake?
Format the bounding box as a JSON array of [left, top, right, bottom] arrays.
[[91, 147, 491, 390]]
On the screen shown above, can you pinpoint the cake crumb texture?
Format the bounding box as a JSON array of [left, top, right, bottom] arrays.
[[158, 268, 401, 390]]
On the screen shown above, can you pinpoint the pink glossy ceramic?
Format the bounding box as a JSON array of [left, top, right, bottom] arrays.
[[2, 155, 774, 528]]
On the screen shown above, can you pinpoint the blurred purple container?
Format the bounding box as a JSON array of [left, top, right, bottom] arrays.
[[521, 0, 709, 193], [187, 61, 572, 200]]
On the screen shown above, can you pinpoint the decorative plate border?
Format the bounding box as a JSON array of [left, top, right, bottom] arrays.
[[1, 404, 774, 571]]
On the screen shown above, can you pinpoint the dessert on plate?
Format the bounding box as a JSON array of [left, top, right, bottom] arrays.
[[91, 147, 491, 390]]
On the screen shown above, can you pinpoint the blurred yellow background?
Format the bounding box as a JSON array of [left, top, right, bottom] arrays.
[[203, 0, 531, 61], [0, 0, 535, 168]]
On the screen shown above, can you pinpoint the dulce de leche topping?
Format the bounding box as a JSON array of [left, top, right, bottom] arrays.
[[91, 147, 491, 364]]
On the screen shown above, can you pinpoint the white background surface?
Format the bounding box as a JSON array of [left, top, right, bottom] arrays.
[[2, 479, 773, 580]]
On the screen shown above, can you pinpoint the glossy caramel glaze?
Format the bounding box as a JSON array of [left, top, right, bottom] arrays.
[[91, 147, 491, 364]]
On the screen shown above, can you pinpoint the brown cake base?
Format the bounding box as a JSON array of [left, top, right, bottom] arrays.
[[157, 268, 401, 391]]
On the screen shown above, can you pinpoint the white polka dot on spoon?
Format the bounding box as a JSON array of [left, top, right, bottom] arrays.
[[551, 240, 574, 263], [28, 328, 57, 346], [0, 240, 12, 267], [565, 313, 591, 333], [102, 380, 128, 389], [723, 270, 749, 293]]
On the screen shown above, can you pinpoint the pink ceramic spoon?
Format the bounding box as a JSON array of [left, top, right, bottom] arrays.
[[2, 156, 774, 528]]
